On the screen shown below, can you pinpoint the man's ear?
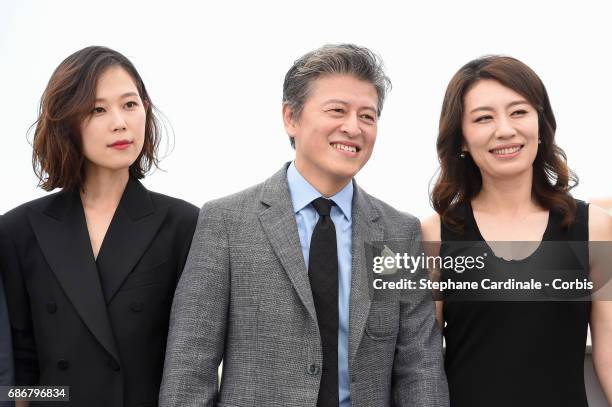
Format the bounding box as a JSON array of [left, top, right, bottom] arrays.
[[282, 103, 298, 137]]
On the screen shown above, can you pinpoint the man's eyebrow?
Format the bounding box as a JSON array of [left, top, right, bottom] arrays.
[[324, 99, 378, 114], [324, 98, 349, 105]]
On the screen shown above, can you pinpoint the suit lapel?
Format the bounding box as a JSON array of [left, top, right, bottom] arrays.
[[258, 164, 317, 323], [27, 190, 120, 362], [348, 184, 383, 366], [258, 166, 384, 362], [95, 177, 168, 303]]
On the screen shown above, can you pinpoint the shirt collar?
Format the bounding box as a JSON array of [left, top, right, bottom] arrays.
[[286, 161, 353, 221]]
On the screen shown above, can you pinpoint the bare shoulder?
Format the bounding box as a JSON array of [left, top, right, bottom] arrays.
[[589, 204, 612, 241], [421, 212, 441, 242]]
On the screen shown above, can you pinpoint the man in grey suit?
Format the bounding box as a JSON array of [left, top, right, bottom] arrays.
[[160, 44, 448, 407]]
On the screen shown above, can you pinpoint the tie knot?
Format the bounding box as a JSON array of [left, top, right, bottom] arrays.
[[311, 197, 334, 217]]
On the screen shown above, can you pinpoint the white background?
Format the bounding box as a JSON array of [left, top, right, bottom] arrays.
[[1, 0, 611, 217]]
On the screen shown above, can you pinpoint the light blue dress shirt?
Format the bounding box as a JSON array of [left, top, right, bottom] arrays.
[[286, 162, 352, 407]]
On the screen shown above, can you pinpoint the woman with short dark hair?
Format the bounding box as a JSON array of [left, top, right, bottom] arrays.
[[422, 55, 612, 406], [0, 46, 199, 406]]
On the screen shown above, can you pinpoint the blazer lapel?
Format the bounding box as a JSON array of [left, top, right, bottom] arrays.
[[348, 184, 383, 366], [27, 190, 120, 362], [95, 177, 168, 303], [258, 164, 317, 323]]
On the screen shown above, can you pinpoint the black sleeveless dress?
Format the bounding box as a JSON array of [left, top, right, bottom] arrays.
[[441, 200, 591, 407]]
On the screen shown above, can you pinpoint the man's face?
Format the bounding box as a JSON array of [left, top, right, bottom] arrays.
[[284, 74, 379, 190]]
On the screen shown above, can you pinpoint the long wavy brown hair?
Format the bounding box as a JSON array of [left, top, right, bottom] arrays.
[[32, 46, 161, 191], [431, 55, 578, 232]]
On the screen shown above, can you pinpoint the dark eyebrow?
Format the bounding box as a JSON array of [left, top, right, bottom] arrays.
[[324, 99, 378, 115], [469, 106, 493, 114], [95, 92, 139, 103], [506, 100, 530, 109], [469, 100, 530, 114]]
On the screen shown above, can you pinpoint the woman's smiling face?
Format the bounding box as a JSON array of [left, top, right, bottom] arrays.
[[461, 79, 540, 181]]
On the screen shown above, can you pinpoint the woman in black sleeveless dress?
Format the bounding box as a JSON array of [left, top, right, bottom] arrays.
[[421, 56, 612, 406]]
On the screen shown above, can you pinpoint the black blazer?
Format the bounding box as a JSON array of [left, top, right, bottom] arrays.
[[0, 177, 198, 407], [0, 270, 14, 391]]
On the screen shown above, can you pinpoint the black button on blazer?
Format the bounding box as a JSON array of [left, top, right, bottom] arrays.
[[0, 177, 199, 407]]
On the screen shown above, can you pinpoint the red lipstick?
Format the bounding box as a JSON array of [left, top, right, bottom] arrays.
[[108, 140, 132, 150]]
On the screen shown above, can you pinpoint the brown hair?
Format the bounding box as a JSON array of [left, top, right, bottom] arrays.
[[431, 55, 578, 231], [32, 46, 161, 191]]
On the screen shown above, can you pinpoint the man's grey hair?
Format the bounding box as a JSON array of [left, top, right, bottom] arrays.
[[282, 44, 392, 148]]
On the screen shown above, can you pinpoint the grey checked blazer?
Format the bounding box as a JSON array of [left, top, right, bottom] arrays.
[[160, 163, 449, 407]]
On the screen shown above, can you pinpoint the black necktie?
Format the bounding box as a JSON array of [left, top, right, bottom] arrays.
[[308, 197, 339, 407]]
